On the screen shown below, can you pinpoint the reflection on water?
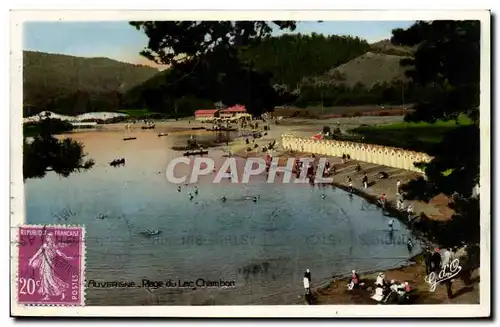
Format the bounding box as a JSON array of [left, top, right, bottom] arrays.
[[25, 130, 421, 305]]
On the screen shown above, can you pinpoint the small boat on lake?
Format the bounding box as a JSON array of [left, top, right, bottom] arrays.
[[140, 229, 162, 237], [123, 137, 137, 141], [158, 133, 168, 137], [191, 127, 206, 130], [141, 124, 155, 130], [183, 150, 208, 156], [109, 158, 125, 167]]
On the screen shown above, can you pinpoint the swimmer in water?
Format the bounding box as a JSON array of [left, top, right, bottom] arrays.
[[407, 238, 413, 252], [388, 219, 394, 230], [194, 186, 198, 195], [321, 194, 326, 199], [177, 185, 181, 192], [252, 196, 258, 202], [221, 196, 227, 202], [188, 193, 194, 200]]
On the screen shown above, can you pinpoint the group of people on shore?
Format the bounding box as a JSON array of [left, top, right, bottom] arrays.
[[373, 179, 414, 224], [347, 269, 412, 304]]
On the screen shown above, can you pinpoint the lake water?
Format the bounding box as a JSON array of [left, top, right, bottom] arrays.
[[24, 129, 421, 305]]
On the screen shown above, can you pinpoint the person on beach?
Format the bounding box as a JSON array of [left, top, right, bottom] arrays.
[[305, 269, 311, 284], [342, 154, 346, 164], [445, 279, 453, 299], [375, 273, 388, 289], [379, 171, 389, 179], [423, 249, 432, 274], [355, 163, 361, 172], [431, 248, 442, 272], [407, 205, 414, 222], [388, 219, 394, 231], [407, 238, 413, 253], [371, 286, 385, 302], [396, 180, 402, 194], [303, 275, 311, 295], [397, 197, 405, 211], [362, 173, 368, 189], [348, 270, 360, 290], [379, 194, 387, 209], [345, 176, 353, 192], [400, 282, 412, 302], [441, 247, 452, 270]]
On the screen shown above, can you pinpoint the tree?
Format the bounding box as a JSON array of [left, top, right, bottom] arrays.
[[393, 21, 481, 245], [129, 21, 297, 116], [129, 21, 296, 67], [392, 20, 480, 198], [23, 115, 95, 180], [392, 20, 480, 123]]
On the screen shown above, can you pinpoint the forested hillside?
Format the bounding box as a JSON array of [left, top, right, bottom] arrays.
[[23, 51, 158, 116], [23, 33, 420, 118], [309, 52, 411, 88], [240, 33, 371, 89]]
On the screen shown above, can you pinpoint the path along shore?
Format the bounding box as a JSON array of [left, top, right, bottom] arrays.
[[232, 136, 480, 305]]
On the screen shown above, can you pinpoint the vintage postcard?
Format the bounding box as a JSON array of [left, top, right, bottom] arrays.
[[10, 10, 491, 317]]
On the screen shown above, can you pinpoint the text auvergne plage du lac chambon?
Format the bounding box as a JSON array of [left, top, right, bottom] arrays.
[[86, 278, 236, 289]]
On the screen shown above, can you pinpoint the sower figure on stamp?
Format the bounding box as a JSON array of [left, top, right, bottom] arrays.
[[28, 233, 74, 300]]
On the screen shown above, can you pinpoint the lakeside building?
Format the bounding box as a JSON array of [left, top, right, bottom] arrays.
[[194, 109, 220, 122], [219, 105, 251, 120], [194, 105, 250, 122]]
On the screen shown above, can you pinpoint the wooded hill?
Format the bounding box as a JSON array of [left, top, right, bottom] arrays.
[[23, 34, 417, 117], [23, 51, 158, 116], [123, 35, 417, 113]]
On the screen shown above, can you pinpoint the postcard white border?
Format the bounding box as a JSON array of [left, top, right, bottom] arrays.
[[10, 10, 491, 317]]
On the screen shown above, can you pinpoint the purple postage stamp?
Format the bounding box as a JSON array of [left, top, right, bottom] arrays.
[[17, 225, 85, 306]]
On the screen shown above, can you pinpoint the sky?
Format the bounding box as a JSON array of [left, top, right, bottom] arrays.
[[23, 21, 414, 68]]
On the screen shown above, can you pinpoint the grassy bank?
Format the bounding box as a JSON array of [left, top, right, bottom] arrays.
[[272, 105, 412, 119], [117, 108, 165, 119], [349, 115, 473, 152]]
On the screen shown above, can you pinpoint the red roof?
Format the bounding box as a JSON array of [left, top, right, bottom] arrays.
[[221, 105, 246, 113], [194, 109, 219, 116]]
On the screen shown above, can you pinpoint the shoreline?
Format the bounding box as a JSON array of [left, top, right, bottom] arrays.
[[228, 135, 479, 304]]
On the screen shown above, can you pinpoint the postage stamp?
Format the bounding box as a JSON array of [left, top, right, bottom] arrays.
[[17, 225, 85, 306], [10, 9, 490, 318]]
